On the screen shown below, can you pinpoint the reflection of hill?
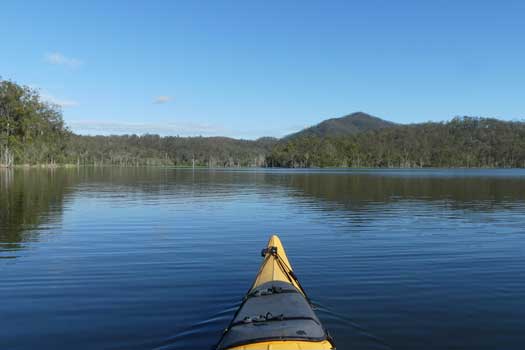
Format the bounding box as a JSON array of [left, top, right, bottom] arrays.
[[0, 168, 77, 250], [269, 171, 525, 212]]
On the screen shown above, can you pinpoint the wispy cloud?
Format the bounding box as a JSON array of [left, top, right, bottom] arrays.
[[68, 120, 224, 136], [154, 95, 173, 104], [41, 93, 78, 108], [44, 52, 83, 68]]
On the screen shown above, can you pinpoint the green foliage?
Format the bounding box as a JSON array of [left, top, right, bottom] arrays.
[[0, 79, 69, 165], [66, 134, 276, 167], [267, 117, 525, 168]]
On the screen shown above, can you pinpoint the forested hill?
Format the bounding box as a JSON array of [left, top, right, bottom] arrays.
[[268, 118, 525, 168], [2, 79, 525, 168], [285, 112, 396, 139]]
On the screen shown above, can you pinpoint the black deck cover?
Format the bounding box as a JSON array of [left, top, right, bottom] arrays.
[[216, 281, 330, 349]]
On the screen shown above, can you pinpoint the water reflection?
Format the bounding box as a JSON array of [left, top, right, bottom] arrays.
[[268, 170, 525, 212], [2, 168, 525, 251], [0, 168, 75, 251]]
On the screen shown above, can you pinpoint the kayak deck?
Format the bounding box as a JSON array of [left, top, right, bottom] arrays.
[[216, 235, 335, 350], [251, 235, 302, 292]]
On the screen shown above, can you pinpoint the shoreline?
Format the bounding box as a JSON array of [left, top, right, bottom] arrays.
[[1, 164, 523, 170]]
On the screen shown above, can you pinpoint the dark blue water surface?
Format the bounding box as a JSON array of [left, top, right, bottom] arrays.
[[1, 168, 525, 350]]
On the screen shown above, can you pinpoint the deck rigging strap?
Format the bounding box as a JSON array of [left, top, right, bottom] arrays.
[[230, 315, 321, 328], [264, 246, 312, 304], [246, 286, 298, 299]]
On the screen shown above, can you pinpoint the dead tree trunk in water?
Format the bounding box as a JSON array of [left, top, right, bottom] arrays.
[[2, 146, 13, 167]]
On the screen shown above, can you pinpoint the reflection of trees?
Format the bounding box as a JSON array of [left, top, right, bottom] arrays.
[[268, 171, 525, 212], [0, 168, 251, 250], [0, 168, 76, 249], [1, 167, 13, 190], [1, 168, 524, 252]]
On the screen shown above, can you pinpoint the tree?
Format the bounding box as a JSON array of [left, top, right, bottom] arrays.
[[0, 79, 69, 166]]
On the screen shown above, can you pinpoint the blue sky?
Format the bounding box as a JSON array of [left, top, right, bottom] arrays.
[[1, 1, 524, 139]]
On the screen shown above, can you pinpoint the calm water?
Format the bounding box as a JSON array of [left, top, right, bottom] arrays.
[[1, 168, 525, 350]]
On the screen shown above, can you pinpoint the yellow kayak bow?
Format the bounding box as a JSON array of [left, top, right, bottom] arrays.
[[216, 235, 336, 350]]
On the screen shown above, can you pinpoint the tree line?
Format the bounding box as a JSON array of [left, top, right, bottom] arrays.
[[267, 117, 525, 168], [0, 79, 275, 167], [67, 134, 276, 167], [2, 79, 525, 168]]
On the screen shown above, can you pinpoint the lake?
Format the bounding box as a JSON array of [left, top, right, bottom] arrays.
[[1, 168, 525, 350]]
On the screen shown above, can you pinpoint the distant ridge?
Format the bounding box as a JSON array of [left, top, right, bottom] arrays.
[[285, 112, 396, 139]]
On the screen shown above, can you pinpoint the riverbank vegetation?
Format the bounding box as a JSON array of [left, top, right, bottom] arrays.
[[2, 79, 525, 168]]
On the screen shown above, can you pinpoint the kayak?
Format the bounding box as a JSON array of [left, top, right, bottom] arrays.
[[216, 235, 336, 350]]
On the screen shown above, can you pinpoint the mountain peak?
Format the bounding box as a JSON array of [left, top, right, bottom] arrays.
[[286, 112, 396, 139]]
